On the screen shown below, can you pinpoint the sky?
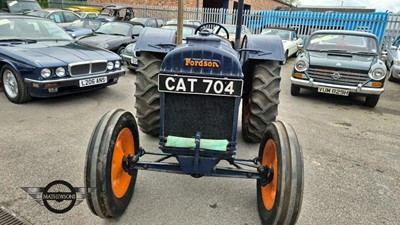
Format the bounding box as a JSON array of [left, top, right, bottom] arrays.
[[298, 0, 400, 12]]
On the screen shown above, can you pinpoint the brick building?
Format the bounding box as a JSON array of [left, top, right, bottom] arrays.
[[88, 0, 292, 11]]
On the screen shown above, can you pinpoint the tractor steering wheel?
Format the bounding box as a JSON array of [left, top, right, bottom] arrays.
[[194, 22, 230, 40]]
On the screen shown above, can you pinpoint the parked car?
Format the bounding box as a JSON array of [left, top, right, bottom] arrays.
[[386, 36, 400, 82], [97, 5, 134, 22], [26, 9, 81, 27], [130, 17, 164, 27], [78, 21, 144, 54], [0, 15, 125, 103], [64, 18, 104, 38], [291, 30, 387, 107], [76, 12, 98, 19], [121, 24, 198, 71], [0, 0, 41, 14], [165, 19, 201, 26], [64, 5, 100, 19], [261, 27, 303, 64], [212, 24, 251, 47]]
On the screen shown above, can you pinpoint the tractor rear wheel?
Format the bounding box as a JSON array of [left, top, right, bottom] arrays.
[[242, 61, 281, 143], [134, 52, 163, 136], [257, 121, 304, 225], [85, 109, 140, 218]]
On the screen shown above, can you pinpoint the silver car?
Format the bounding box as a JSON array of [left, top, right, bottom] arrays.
[[386, 36, 400, 82]]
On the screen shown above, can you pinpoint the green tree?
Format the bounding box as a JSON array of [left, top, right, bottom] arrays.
[[38, 0, 48, 8]]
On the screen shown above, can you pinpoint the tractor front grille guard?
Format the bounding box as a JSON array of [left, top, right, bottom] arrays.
[[121, 132, 273, 184]]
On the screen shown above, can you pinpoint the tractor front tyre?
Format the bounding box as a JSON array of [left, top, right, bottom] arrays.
[[257, 121, 304, 225], [242, 61, 281, 143], [134, 52, 162, 136], [85, 109, 140, 218]]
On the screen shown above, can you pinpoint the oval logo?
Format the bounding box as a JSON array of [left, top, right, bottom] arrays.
[[332, 72, 341, 79]]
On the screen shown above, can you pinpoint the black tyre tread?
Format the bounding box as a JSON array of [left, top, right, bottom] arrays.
[[134, 52, 162, 135], [85, 109, 139, 218], [365, 95, 380, 108], [290, 84, 300, 96], [243, 61, 281, 143], [280, 122, 304, 225], [388, 69, 396, 82], [257, 121, 304, 225], [1, 65, 32, 103], [280, 51, 288, 65], [117, 46, 125, 55]]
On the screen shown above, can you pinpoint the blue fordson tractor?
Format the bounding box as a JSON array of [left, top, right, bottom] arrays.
[[84, 23, 304, 224]]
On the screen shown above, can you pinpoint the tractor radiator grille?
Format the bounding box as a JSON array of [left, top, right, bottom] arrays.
[[307, 66, 369, 86], [164, 93, 235, 141]]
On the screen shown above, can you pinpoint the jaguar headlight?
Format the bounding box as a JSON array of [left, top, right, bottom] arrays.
[[368, 67, 386, 80], [55, 67, 66, 77], [107, 61, 114, 70], [41, 68, 51, 78], [294, 60, 309, 72], [114, 61, 121, 69]]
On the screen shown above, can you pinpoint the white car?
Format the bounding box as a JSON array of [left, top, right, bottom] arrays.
[[386, 36, 400, 82], [261, 28, 303, 64]]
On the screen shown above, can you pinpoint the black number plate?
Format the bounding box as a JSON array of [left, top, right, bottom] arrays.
[[158, 74, 243, 97]]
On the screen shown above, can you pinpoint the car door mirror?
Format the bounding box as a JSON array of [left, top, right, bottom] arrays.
[[297, 44, 303, 50], [297, 44, 304, 55], [132, 33, 140, 38]]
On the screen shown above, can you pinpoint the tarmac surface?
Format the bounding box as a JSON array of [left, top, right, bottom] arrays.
[[0, 58, 399, 225]]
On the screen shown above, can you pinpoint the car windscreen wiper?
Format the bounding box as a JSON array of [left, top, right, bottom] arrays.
[[109, 33, 125, 36], [319, 49, 350, 54], [0, 39, 37, 44], [94, 31, 106, 34], [351, 51, 378, 56]]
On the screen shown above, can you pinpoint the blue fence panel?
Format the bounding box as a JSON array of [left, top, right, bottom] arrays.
[[248, 10, 389, 44]]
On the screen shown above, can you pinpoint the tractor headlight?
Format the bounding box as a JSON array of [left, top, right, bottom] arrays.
[[114, 61, 121, 69], [124, 43, 135, 56], [294, 60, 309, 72], [107, 61, 114, 70], [55, 67, 66, 77], [41, 68, 51, 78]]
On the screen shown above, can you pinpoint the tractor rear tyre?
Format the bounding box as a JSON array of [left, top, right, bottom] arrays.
[[134, 52, 163, 136], [242, 61, 281, 143], [257, 121, 304, 225], [85, 109, 140, 218]]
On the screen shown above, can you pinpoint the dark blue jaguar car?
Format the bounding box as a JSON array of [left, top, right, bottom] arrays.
[[0, 15, 125, 103]]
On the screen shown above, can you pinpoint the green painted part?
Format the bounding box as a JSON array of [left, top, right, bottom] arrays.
[[165, 136, 229, 152]]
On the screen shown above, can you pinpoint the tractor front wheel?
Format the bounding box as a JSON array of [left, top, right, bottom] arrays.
[[257, 121, 304, 225], [242, 61, 281, 143], [134, 52, 163, 136], [85, 109, 140, 218]]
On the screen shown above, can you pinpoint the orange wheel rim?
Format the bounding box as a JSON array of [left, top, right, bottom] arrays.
[[111, 128, 135, 199], [261, 139, 278, 210]]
